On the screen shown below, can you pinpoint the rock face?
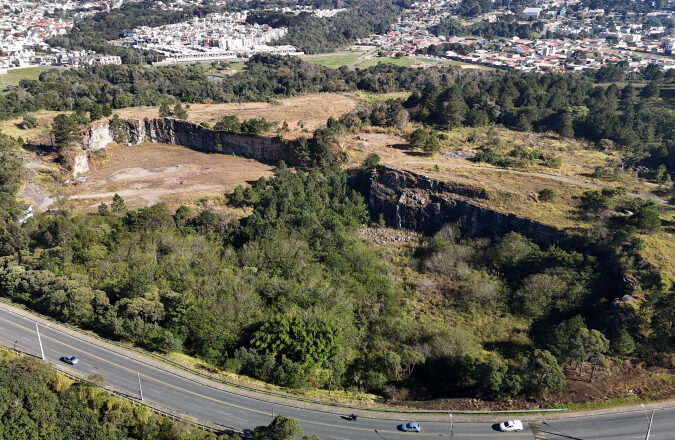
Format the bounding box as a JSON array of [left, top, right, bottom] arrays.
[[369, 166, 567, 245], [81, 117, 294, 164], [72, 152, 89, 177]]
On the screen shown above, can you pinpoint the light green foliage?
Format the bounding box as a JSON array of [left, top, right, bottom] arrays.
[[251, 313, 340, 367], [0, 351, 220, 439]]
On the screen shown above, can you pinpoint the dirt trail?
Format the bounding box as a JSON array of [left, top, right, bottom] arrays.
[[19, 155, 55, 212]]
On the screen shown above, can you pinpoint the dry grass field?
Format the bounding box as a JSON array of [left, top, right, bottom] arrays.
[[0, 110, 62, 144], [65, 142, 274, 213], [340, 126, 664, 232], [113, 93, 358, 138]]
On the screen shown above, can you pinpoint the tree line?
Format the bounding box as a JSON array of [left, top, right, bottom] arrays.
[[0, 346, 317, 440], [245, 0, 401, 54]]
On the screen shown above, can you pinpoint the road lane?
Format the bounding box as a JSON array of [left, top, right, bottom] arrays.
[[0, 305, 673, 440]]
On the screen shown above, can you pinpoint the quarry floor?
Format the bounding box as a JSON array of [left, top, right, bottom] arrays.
[[66, 142, 274, 213]]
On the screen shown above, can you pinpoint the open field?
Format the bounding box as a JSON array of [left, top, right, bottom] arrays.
[[304, 52, 365, 68], [0, 110, 61, 143], [341, 126, 664, 231], [5, 93, 359, 145], [356, 56, 420, 68], [113, 93, 358, 137], [0, 66, 49, 86], [65, 142, 274, 213]]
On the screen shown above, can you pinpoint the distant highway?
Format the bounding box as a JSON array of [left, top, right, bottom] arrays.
[[0, 305, 673, 440]]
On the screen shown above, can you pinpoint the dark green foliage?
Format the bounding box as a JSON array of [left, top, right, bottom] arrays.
[[431, 14, 543, 38], [407, 128, 440, 156], [1, 164, 399, 392], [245, 0, 401, 54], [51, 114, 82, 150], [0, 352, 225, 440], [21, 114, 38, 129], [538, 188, 555, 202], [629, 201, 661, 232], [159, 102, 173, 117], [253, 415, 303, 440], [525, 349, 565, 394], [542, 315, 609, 365], [214, 115, 241, 133], [611, 329, 636, 356], [361, 153, 380, 169], [173, 103, 188, 119], [579, 190, 613, 213]]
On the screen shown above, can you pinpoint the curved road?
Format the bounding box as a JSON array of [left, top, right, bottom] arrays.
[[0, 304, 672, 439]]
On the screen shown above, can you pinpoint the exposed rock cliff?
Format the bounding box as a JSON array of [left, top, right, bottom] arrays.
[[369, 166, 567, 245], [81, 117, 295, 165]]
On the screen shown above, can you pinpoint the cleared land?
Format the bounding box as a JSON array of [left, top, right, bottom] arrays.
[[303, 52, 365, 68], [0, 66, 49, 86], [65, 142, 274, 213], [113, 93, 358, 138], [0, 110, 61, 143]]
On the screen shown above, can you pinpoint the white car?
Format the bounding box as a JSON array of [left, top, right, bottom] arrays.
[[498, 420, 523, 432]]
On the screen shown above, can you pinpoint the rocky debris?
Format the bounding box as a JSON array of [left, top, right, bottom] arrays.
[[369, 165, 566, 245], [358, 226, 420, 245], [442, 150, 476, 160]]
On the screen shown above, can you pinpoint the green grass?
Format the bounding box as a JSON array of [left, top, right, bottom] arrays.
[[0, 66, 49, 85], [356, 57, 418, 69], [304, 53, 364, 68]]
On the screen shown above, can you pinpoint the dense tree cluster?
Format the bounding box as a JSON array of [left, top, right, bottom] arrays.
[[0, 348, 234, 440], [431, 15, 544, 39], [245, 0, 401, 54], [403, 69, 675, 176], [0, 134, 25, 257], [0, 55, 482, 121]]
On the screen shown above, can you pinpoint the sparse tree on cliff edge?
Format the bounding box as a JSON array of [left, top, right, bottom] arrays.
[[159, 102, 172, 117], [173, 103, 188, 119], [51, 114, 82, 150]]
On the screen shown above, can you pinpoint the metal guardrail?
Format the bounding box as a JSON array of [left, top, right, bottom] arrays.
[[0, 298, 568, 415]]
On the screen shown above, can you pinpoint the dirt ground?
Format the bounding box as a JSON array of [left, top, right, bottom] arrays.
[[66, 142, 274, 213]]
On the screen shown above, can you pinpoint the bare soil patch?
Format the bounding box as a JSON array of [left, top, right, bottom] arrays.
[[66, 142, 274, 213]]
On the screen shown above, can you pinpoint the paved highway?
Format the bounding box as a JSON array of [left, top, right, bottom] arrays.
[[0, 305, 673, 440]]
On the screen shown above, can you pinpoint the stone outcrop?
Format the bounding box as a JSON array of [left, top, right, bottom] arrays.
[[369, 166, 567, 245], [80, 117, 295, 166]]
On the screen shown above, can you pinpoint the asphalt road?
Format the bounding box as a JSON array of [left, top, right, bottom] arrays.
[[0, 306, 673, 440]]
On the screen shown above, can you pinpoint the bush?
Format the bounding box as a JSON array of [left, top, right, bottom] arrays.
[[611, 329, 636, 356], [538, 188, 555, 202]]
